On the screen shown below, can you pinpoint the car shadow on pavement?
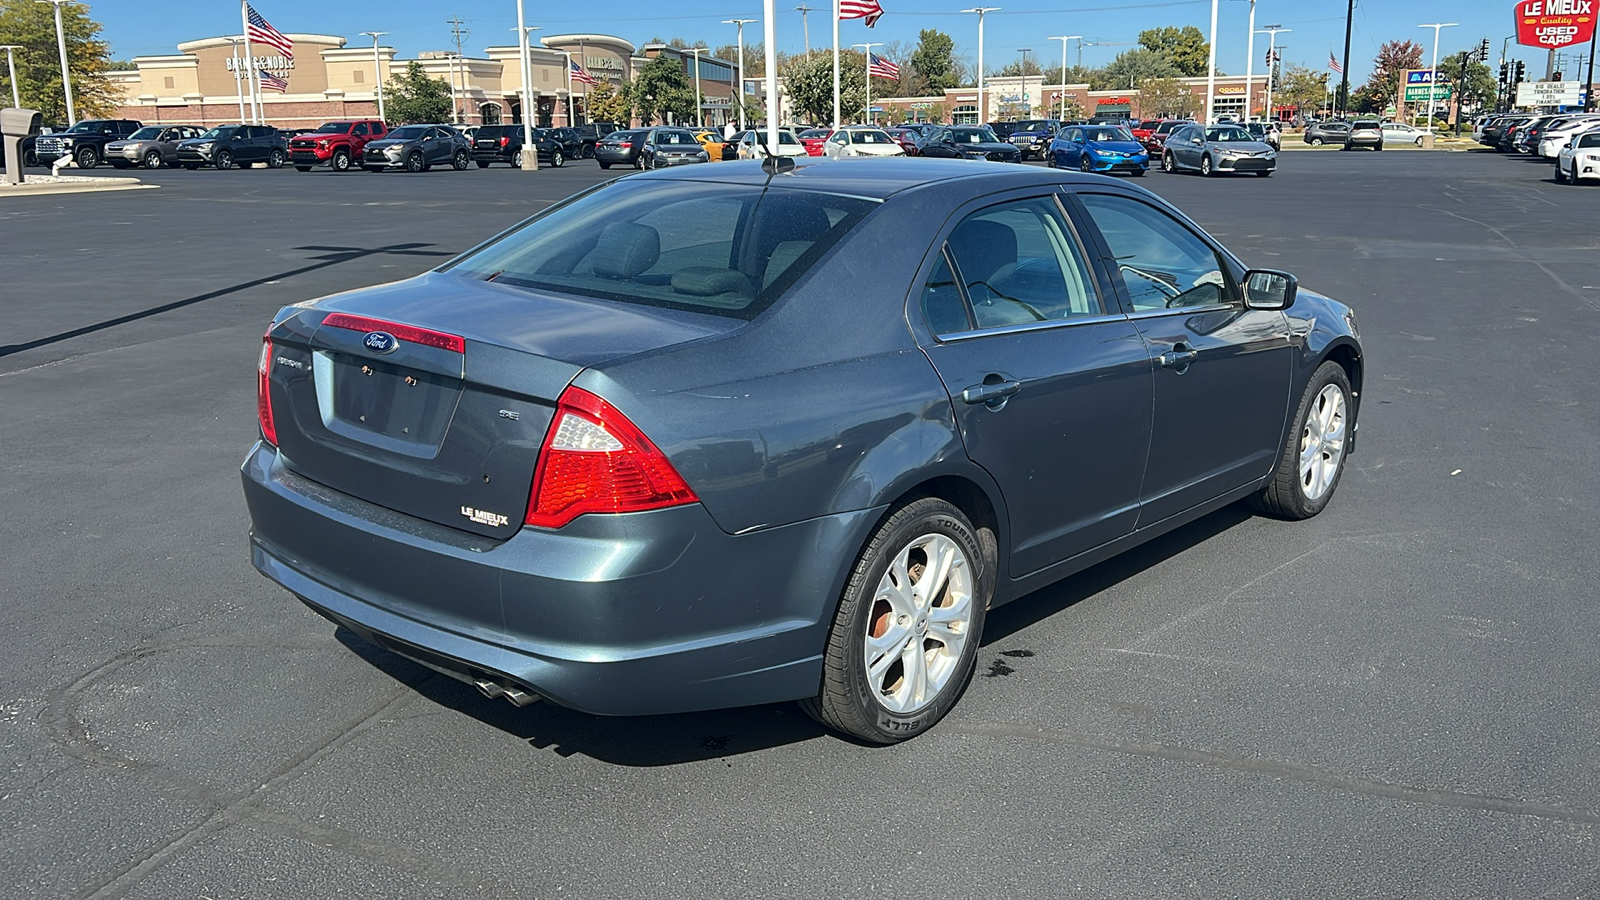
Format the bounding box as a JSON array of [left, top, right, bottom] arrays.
[[0, 242, 452, 358], [328, 502, 1256, 765]]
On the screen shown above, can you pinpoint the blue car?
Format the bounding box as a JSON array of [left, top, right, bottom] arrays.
[[1048, 123, 1149, 176]]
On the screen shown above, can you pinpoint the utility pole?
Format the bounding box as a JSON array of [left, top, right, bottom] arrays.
[[39, 0, 76, 123], [360, 32, 388, 122], [447, 16, 469, 123], [1338, 0, 1355, 117], [724, 19, 757, 130], [0, 45, 22, 109], [686, 47, 708, 127], [795, 5, 814, 56], [1018, 48, 1031, 116]]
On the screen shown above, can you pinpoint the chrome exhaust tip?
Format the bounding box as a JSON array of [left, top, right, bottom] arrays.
[[474, 678, 505, 700], [474, 678, 540, 707]]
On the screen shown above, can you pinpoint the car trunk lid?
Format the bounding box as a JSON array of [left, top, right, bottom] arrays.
[[264, 272, 738, 539]]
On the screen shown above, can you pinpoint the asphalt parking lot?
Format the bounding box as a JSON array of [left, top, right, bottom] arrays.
[[3, 150, 1598, 898]]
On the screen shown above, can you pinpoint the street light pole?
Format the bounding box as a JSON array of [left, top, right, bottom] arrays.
[[1204, 0, 1218, 124], [724, 19, 757, 130], [511, 20, 539, 169], [1256, 26, 1289, 122], [686, 48, 708, 127], [1418, 22, 1458, 130], [1244, 1, 1257, 120], [1048, 35, 1079, 121], [38, 0, 75, 123], [360, 32, 388, 122], [961, 8, 1000, 127], [765, 0, 779, 151], [0, 45, 22, 109], [853, 41, 881, 124], [227, 37, 247, 122], [1018, 47, 1031, 116]]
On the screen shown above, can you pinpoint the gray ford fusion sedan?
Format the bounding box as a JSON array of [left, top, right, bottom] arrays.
[[243, 158, 1363, 743]]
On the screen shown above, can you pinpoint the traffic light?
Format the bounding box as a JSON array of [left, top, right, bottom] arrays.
[[1499, 62, 1509, 82], [1514, 60, 1526, 83], [1477, 38, 1490, 62]]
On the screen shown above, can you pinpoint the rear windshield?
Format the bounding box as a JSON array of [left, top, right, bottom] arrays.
[[445, 181, 878, 319], [1352, 121, 1380, 129], [476, 126, 509, 139]]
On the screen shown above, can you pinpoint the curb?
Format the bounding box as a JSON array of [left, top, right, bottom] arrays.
[[0, 177, 155, 198]]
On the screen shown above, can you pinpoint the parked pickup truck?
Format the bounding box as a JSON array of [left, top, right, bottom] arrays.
[[288, 120, 389, 172], [32, 119, 143, 169]]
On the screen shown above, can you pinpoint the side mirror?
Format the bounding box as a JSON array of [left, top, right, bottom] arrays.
[[1244, 269, 1298, 310]]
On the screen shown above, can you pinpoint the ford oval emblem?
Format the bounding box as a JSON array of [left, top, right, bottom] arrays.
[[363, 331, 398, 354]]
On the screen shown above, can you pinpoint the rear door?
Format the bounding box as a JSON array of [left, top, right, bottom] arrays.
[[914, 194, 1153, 576], [1070, 190, 1292, 525]]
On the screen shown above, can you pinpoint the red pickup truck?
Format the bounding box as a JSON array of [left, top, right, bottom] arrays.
[[288, 120, 388, 172]]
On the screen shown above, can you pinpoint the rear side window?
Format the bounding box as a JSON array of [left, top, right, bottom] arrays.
[[444, 182, 878, 319]]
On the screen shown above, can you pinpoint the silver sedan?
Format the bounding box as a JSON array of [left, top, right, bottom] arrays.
[[1161, 123, 1278, 177]]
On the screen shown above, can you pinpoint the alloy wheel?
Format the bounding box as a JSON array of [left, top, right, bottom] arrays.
[[1299, 384, 1347, 502], [861, 533, 974, 715]]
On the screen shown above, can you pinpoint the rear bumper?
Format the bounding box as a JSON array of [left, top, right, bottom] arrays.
[[242, 443, 880, 716]]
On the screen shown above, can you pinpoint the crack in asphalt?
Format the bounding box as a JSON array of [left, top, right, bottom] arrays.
[[39, 639, 505, 899], [939, 720, 1600, 826]]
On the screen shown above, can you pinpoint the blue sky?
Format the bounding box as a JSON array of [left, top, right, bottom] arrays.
[[98, 1, 1575, 85]]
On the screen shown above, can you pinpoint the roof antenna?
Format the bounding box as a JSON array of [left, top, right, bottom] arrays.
[[755, 130, 795, 176]]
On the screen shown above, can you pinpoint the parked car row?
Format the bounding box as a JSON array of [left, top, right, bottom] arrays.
[[1475, 111, 1600, 184]]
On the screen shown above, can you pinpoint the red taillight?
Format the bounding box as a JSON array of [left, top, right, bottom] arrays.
[[321, 313, 465, 354], [525, 386, 697, 529], [500, 135, 510, 146], [257, 327, 278, 446], [619, 141, 633, 148]]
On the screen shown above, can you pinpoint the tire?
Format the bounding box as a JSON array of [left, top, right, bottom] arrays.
[[183, 163, 200, 170], [1555, 163, 1568, 183], [1200, 154, 1213, 176], [511, 149, 522, 168], [108, 161, 129, 169], [1256, 170, 1272, 177], [404, 152, 424, 173], [476, 160, 490, 168], [24, 149, 37, 167], [1374, 144, 1383, 152], [1309, 137, 1323, 146], [239, 161, 255, 168], [1131, 167, 1146, 176], [1078, 154, 1093, 173], [331, 149, 351, 172], [143, 150, 163, 170], [583, 144, 595, 159], [76, 145, 98, 169], [1162, 152, 1175, 173], [1248, 361, 1353, 520], [799, 497, 991, 744], [551, 149, 564, 168], [363, 165, 384, 172], [452, 150, 470, 170], [294, 165, 312, 172], [1045, 151, 1056, 168], [267, 149, 286, 168], [215, 150, 234, 170], [599, 161, 611, 169], [634, 154, 644, 170]]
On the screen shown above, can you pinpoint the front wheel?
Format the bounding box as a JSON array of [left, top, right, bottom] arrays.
[[1045, 151, 1056, 168], [1200, 154, 1214, 176], [404, 152, 424, 173], [143, 150, 163, 170], [1162, 152, 1175, 173], [331, 149, 352, 171], [294, 165, 313, 172], [599, 161, 611, 169], [1248, 361, 1353, 520], [1078, 154, 1093, 173], [551, 149, 564, 168], [76, 146, 98, 169], [215, 150, 234, 170], [1309, 137, 1324, 146], [476, 160, 490, 168], [800, 497, 991, 744], [1256, 170, 1273, 177], [1131, 167, 1146, 177]]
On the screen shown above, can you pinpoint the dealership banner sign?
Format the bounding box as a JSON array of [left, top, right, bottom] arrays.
[[1515, 0, 1597, 49]]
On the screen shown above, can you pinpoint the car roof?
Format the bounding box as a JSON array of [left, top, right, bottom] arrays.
[[624, 156, 1138, 200]]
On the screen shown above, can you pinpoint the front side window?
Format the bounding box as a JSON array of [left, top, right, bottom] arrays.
[[922, 197, 1102, 335], [1078, 194, 1232, 312], [445, 182, 877, 319]]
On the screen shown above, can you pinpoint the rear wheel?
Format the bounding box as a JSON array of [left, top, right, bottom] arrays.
[[1249, 361, 1352, 520], [633, 154, 644, 170], [143, 150, 163, 170], [800, 497, 990, 744], [599, 161, 611, 169], [511, 148, 523, 168]]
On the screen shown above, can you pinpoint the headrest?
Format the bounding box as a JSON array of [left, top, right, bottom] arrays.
[[672, 266, 754, 298], [948, 219, 1018, 285], [591, 222, 660, 279]]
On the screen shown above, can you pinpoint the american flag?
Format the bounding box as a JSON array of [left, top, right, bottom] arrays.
[[258, 70, 289, 92], [1329, 53, 1343, 74], [839, 0, 884, 28], [867, 53, 900, 80], [569, 58, 598, 86], [247, 5, 294, 60]]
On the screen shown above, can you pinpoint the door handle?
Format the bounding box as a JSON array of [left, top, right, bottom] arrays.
[[1160, 344, 1199, 369], [961, 380, 1021, 405]]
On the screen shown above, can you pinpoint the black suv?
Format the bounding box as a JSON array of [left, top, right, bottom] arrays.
[[32, 119, 143, 169], [572, 122, 623, 158], [471, 125, 569, 168], [176, 125, 289, 169]]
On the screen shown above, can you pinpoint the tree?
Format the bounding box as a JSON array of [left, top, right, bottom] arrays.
[[1137, 26, 1210, 77], [1360, 40, 1424, 108], [1436, 51, 1496, 114], [1276, 66, 1330, 119], [0, 0, 118, 124], [712, 42, 768, 78], [586, 81, 631, 124], [998, 58, 1043, 77], [1093, 49, 1179, 91], [910, 29, 961, 91], [628, 55, 695, 125], [782, 49, 866, 124], [1137, 76, 1198, 118], [384, 62, 452, 124]]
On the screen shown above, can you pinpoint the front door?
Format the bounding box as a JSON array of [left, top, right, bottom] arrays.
[[916, 195, 1154, 576], [1072, 191, 1293, 526]]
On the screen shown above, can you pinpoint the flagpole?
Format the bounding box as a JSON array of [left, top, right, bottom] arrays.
[[854, 43, 880, 125], [230, 38, 246, 123], [239, 1, 257, 123], [564, 51, 572, 126], [832, 0, 841, 127]]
